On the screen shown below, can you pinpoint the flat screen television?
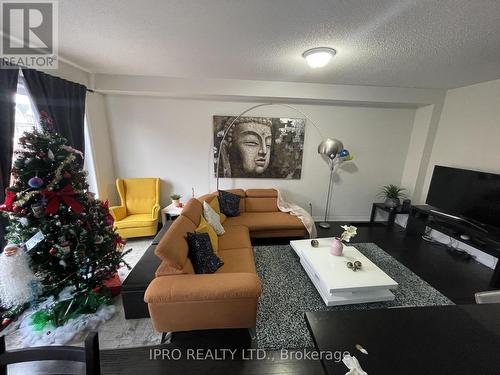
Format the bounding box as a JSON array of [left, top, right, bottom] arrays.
[[426, 165, 500, 234]]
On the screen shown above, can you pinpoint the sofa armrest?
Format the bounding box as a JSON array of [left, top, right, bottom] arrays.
[[109, 205, 127, 221], [151, 204, 160, 220], [145, 273, 261, 304]]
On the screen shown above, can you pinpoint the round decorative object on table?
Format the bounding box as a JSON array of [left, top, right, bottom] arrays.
[[330, 237, 343, 256], [311, 239, 319, 248]]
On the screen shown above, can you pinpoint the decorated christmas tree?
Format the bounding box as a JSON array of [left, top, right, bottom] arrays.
[[0, 111, 127, 332]]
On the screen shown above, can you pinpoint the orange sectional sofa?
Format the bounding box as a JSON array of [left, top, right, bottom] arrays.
[[144, 188, 307, 333]]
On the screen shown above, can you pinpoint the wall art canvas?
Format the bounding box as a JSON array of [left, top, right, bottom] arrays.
[[213, 115, 305, 179]]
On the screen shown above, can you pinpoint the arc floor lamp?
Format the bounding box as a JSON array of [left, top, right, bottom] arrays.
[[214, 103, 347, 229]]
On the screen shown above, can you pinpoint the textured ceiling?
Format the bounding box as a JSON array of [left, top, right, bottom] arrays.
[[59, 0, 500, 89]]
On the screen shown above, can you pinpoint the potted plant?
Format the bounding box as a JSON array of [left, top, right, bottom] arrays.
[[378, 184, 407, 209], [170, 193, 182, 207]]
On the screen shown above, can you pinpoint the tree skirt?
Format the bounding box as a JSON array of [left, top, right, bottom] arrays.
[[254, 243, 454, 350], [5, 287, 116, 346]]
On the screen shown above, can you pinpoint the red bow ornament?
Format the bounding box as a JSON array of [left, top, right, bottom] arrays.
[[0, 191, 17, 212], [42, 185, 85, 214]]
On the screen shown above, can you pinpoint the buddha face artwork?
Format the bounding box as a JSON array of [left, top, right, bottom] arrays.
[[213, 116, 305, 179]]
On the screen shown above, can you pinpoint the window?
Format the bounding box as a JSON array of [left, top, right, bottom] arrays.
[[13, 76, 40, 151]]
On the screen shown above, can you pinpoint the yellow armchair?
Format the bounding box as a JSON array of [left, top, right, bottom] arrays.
[[110, 178, 160, 238]]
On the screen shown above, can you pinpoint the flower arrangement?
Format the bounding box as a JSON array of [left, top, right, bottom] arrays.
[[340, 225, 357, 242]]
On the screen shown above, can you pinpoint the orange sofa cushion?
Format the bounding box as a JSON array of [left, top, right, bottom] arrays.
[[217, 248, 256, 274], [218, 225, 251, 250], [223, 211, 305, 232], [181, 198, 203, 227], [245, 189, 278, 198], [154, 215, 196, 275], [245, 197, 278, 212]]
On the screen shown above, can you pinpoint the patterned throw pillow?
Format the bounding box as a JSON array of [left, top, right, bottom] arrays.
[[218, 190, 241, 217], [186, 232, 224, 274], [203, 201, 225, 235], [196, 216, 218, 254]]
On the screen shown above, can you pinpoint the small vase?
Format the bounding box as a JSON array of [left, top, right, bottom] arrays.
[[172, 199, 180, 207], [330, 237, 344, 256]]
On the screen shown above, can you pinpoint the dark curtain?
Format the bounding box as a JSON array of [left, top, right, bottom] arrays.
[[0, 64, 20, 249], [22, 68, 87, 154]]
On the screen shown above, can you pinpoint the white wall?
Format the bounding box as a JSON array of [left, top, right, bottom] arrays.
[[104, 96, 415, 220], [419, 78, 500, 201], [85, 92, 117, 202]]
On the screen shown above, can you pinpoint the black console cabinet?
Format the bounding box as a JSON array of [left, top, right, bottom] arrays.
[[406, 205, 500, 287], [121, 222, 172, 319]]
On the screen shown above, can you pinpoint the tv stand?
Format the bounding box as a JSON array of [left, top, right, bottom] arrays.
[[406, 205, 500, 288], [429, 209, 489, 233]]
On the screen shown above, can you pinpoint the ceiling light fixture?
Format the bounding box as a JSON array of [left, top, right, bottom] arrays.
[[302, 47, 336, 68]]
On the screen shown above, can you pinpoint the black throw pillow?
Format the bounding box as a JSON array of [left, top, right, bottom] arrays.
[[186, 232, 224, 274], [218, 190, 241, 217]]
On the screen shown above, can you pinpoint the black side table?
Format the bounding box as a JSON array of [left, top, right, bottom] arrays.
[[369, 202, 408, 226]]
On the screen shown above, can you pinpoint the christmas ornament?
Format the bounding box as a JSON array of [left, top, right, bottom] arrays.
[[0, 191, 17, 212], [20, 208, 28, 215], [31, 203, 45, 218], [63, 171, 72, 179], [94, 235, 104, 245], [60, 242, 70, 254], [0, 246, 40, 308], [47, 149, 55, 161], [37, 151, 46, 158], [59, 260, 67, 268], [49, 248, 57, 256], [2, 318, 12, 327], [28, 176, 44, 189]]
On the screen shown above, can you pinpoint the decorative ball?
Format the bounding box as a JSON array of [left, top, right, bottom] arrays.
[[28, 176, 44, 188], [311, 239, 319, 248], [2, 318, 12, 327], [354, 261, 362, 268], [63, 171, 72, 179], [49, 247, 57, 256], [12, 205, 21, 213], [347, 262, 354, 269], [20, 208, 28, 215], [339, 149, 350, 157], [37, 151, 46, 158]]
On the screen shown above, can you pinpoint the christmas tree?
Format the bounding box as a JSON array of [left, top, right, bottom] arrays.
[[0, 111, 127, 329]]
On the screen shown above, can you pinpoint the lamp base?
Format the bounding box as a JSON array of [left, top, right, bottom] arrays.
[[318, 222, 331, 229]]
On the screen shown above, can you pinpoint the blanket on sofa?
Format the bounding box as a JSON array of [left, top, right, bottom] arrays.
[[277, 190, 317, 238]]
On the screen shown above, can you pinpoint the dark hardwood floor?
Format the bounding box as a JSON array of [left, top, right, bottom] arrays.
[[12, 222, 497, 374]]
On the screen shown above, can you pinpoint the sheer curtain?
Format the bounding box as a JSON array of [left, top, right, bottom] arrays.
[[0, 65, 19, 248]]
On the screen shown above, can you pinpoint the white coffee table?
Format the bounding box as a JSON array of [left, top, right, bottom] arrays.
[[290, 238, 398, 306]]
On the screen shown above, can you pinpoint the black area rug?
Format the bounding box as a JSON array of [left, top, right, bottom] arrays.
[[253, 243, 454, 350]]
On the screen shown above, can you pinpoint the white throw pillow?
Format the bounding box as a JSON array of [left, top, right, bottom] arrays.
[[203, 201, 225, 235]]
